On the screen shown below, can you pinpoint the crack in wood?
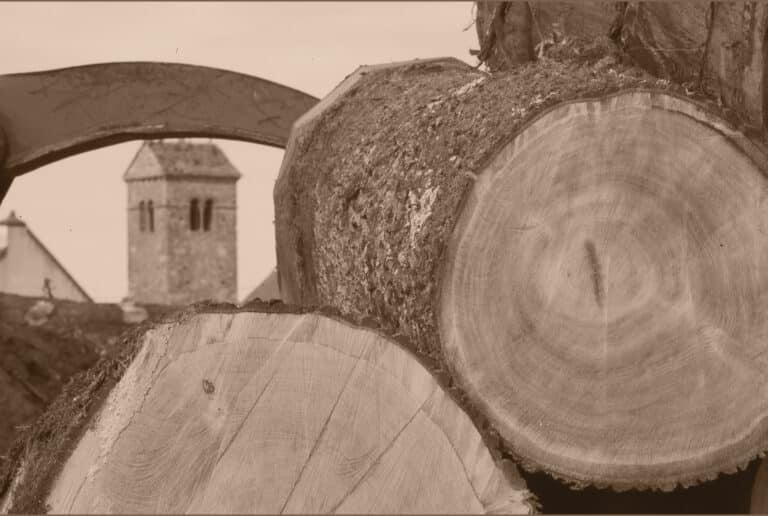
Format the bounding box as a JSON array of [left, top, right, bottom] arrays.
[[584, 239, 604, 309], [278, 355, 363, 514], [327, 397, 427, 513], [210, 359, 281, 472]]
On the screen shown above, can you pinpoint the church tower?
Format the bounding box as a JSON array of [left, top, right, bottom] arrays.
[[124, 140, 240, 305]]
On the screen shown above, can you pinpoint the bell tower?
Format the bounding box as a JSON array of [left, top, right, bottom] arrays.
[[124, 140, 240, 305]]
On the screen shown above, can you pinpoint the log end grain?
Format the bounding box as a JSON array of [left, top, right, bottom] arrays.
[[440, 90, 768, 490], [1, 303, 536, 514], [274, 55, 676, 360], [274, 54, 768, 490]]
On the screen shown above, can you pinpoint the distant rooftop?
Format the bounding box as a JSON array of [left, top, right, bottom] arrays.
[[0, 211, 92, 302], [0, 210, 26, 227], [242, 269, 280, 305], [123, 140, 242, 182], [0, 212, 23, 255]]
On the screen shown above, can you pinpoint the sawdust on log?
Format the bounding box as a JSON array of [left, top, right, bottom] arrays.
[[277, 38, 754, 363]]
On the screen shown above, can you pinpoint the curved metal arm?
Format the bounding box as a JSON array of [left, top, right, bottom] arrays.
[[0, 62, 318, 181]]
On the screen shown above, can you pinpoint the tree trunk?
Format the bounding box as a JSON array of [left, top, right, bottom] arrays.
[[475, 1, 619, 67], [473, 1, 768, 138], [0, 303, 534, 514], [701, 2, 768, 135], [274, 56, 768, 490]]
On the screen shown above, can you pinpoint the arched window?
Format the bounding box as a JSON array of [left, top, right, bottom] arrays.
[[203, 199, 213, 231], [190, 198, 200, 231], [147, 200, 155, 232], [139, 201, 146, 232]]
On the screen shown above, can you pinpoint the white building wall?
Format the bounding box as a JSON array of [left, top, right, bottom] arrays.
[[0, 225, 90, 302]]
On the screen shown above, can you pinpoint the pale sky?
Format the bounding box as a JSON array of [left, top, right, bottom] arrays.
[[0, 2, 478, 302]]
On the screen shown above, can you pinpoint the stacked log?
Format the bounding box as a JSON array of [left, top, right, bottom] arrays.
[[0, 303, 535, 514], [274, 53, 768, 492], [3, 5, 767, 512], [474, 1, 768, 137]]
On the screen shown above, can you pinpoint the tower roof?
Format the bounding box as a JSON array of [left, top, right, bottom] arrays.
[[123, 140, 242, 182]]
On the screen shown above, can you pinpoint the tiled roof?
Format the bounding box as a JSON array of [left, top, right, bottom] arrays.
[[124, 140, 241, 181]]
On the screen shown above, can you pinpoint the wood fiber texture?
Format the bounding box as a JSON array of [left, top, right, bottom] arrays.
[[1, 306, 535, 514], [441, 91, 768, 489], [275, 56, 678, 360], [274, 55, 768, 489]]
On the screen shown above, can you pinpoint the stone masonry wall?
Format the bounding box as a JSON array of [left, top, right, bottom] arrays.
[[164, 179, 237, 305], [127, 179, 169, 304], [127, 178, 237, 306]]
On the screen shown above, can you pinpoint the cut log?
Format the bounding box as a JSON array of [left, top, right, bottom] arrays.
[[473, 1, 768, 137], [474, 1, 618, 69], [274, 57, 768, 489], [620, 2, 768, 136], [617, 2, 710, 84], [0, 303, 534, 514], [700, 2, 768, 135]]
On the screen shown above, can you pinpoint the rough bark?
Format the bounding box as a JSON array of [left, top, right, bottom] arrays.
[[473, 1, 768, 137], [621, 2, 768, 135], [700, 2, 768, 134], [0, 293, 165, 469], [618, 3, 710, 85], [475, 2, 535, 68], [475, 2, 618, 67], [0, 301, 535, 514], [274, 55, 768, 489]]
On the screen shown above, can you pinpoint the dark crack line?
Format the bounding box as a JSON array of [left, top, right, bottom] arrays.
[[584, 240, 604, 309], [67, 469, 89, 513], [278, 356, 364, 514], [421, 401, 482, 506], [213, 371, 276, 467], [210, 341, 292, 472], [327, 397, 427, 514]]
